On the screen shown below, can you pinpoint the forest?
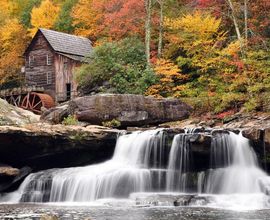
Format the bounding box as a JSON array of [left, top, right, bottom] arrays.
[[0, 0, 269, 115]]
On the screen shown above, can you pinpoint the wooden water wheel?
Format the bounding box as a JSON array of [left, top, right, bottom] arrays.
[[20, 92, 55, 114]]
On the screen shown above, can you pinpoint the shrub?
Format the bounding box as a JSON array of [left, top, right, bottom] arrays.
[[62, 115, 79, 126], [102, 119, 121, 128]]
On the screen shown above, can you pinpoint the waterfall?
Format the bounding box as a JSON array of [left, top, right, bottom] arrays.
[[166, 134, 192, 192], [1, 129, 270, 206], [3, 130, 168, 202], [197, 171, 205, 194], [205, 132, 267, 194]]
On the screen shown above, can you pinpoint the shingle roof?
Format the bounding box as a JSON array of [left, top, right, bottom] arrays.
[[56, 52, 86, 62], [39, 28, 92, 57]]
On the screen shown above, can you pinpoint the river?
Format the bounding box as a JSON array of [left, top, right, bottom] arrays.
[[1, 203, 270, 220]]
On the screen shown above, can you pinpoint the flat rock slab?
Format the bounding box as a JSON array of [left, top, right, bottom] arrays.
[[42, 94, 192, 126], [0, 124, 119, 170]]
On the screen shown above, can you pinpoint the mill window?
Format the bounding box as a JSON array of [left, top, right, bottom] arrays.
[[46, 72, 52, 84], [47, 54, 52, 65]]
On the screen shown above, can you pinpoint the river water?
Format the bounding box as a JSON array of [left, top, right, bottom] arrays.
[[1, 203, 270, 220]]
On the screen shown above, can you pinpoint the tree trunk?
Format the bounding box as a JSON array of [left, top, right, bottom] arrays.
[[226, 0, 244, 55], [145, 0, 152, 68], [244, 0, 248, 43], [157, 0, 164, 58]]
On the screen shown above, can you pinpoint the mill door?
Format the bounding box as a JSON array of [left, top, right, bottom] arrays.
[[66, 83, 71, 100]]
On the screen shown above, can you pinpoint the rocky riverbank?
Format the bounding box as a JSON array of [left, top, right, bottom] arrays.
[[1, 96, 270, 192]]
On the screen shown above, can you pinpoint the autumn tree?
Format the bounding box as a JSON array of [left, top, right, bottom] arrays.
[[103, 0, 145, 40], [165, 11, 226, 74], [146, 59, 188, 97], [0, 0, 12, 25], [72, 0, 104, 41], [30, 0, 60, 36], [72, 0, 146, 43], [0, 19, 29, 89]]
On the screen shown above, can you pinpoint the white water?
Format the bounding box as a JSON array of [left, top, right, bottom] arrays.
[[206, 132, 267, 194], [1, 129, 270, 210], [166, 134, 191, 191]]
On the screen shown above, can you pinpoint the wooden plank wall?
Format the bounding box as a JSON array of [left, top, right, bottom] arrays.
[[54, 55, 79, 102], [24, 33, 56, 99]]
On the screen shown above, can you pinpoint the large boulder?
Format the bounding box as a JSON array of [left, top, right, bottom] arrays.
[[0, 98, 39, 126], [42, 94, 192, 126]]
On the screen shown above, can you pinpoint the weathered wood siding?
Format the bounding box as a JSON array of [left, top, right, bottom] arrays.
[[54, 55, 79, 102], [24, 32, 56, 99]]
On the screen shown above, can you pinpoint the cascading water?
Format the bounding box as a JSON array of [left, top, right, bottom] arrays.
[[166, 134, 192, 192], [2, 130, 169, 203], [205, 132, 267, 194], [1, 128, 270, 209]]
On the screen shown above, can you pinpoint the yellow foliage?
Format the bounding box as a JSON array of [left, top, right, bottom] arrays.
[[165, 11, 226, 73], [0, 0, 11, 25], [165, 11, 222, 40], [220, 40, 241, 58], [30, 0, 60, 36], [72, 0, 105, 40], [0, 19, 29, 84]]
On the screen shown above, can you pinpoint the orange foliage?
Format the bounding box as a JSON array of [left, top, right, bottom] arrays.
[[72, 0, 145, 42], [72, 0, 105, 41], [146, 59, 188, 97]]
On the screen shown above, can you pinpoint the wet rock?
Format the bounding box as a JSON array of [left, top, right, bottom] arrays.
[[133, 193, 212, 207], [264, 128, 270, 146], [0, 166, 32, 192], [42, 94, 192, 127], [242, 128, 264, 142], [188, 196, 212, 206], [173, 195, 195, 206], [0, 166, 19, 176], [189, 134, 211, 144], [211, 129, 230, 136], [0, 124, 119, 171], [133, 193, 191, 206]]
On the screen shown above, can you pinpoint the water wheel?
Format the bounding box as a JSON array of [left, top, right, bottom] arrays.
[[20, 92, 55, 114]]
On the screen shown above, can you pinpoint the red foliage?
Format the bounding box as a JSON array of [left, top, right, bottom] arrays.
[[102, 0, 146, 40], [215, 110, 236, 119]]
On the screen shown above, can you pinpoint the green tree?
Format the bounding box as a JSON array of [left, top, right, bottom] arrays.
[[19, 0, 42, 28], [54, 0, 77, 33], [76, 37, 157, 94]]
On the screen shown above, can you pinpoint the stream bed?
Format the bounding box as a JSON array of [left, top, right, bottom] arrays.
[[1, 204, 270, 220]]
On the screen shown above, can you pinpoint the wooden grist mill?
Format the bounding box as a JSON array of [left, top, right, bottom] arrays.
[[0, 28, 92, 114], [0, 87, 55, 114]]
